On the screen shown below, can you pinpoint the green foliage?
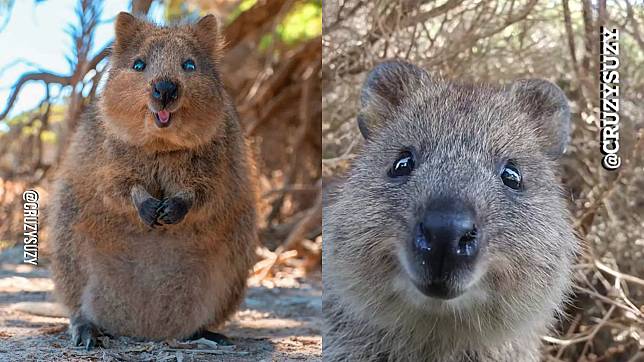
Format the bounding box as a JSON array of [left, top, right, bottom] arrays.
[[278, 1, 321, 44], [164, 0, 202, 23], [259, 0, 321, 51], [5, 111, 30, 128], [228, 0, 257, 22], [161, 0, 320, 51], [0, 239, 13, 250], [40, 129, 56, 143], [164, 0, 185, 22], [1, 103, 65, 144]]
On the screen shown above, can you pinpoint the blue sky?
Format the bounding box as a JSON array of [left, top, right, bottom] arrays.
[[0, 0, 165, 129]]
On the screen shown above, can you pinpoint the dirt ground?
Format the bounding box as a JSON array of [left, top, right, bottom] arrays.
[[0, 246, 322, 362]]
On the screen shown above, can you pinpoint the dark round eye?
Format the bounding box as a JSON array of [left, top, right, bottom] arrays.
[[132, 59, 146, 72], [182, 59, 196, 72], [501, 161, 522, 190], [388, 151, 415, 178]]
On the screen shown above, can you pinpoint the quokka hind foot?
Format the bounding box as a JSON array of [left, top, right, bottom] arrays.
[[70, 316, 99, 351]]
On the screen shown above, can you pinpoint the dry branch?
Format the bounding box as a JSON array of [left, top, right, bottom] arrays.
[[0, 72, 71, 121]]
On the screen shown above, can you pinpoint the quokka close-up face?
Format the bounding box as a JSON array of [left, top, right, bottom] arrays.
[[355, 61, 576, 306], [323, 60, 580, 360], [101, 13, 226, 151]]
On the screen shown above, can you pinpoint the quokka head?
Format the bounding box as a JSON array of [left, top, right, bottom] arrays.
[[100, 12, 226, 150], [331, 60, 578, 334]]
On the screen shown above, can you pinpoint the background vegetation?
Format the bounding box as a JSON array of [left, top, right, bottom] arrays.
[[323, 1, 643, 361]]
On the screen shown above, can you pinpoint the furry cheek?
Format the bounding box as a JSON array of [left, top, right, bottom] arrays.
[[172, 85, 224, 146], [100, 72, 151, 144]]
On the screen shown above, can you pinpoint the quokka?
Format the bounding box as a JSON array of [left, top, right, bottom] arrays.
[[323, 60, 579, 361], [49, 12, 257, 349]]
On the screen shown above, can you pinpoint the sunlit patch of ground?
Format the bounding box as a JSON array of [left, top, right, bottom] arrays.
[[0, 246, 321, 361]]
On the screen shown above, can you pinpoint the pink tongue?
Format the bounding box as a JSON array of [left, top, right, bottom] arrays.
[[157, 110, 170, 123]]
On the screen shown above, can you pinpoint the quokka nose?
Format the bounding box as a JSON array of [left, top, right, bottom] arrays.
[[152, 80, 179, 107], [412, 199, 480, 287]]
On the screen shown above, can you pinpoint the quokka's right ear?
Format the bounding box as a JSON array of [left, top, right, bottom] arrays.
[[358, 60, 429, 140], [193, 14, 224, 61], [508, 79, 571, 159], [114, 12, 147, 53]]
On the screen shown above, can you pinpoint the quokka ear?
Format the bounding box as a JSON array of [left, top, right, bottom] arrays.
[[508, 79, 571, 159], [114, 12, 148, 53], [193, 14, 223, 60], [358, 60, 430, 140]]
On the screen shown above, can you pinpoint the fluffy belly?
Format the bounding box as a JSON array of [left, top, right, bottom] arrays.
[[80, 233, 230, 339]]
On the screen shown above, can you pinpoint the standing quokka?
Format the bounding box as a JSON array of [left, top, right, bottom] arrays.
[[49, 12, 257, 349], [323, 60, 580, 361]]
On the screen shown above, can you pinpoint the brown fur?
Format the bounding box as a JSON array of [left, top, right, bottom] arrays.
[[323, 61, 579, 361], [49, 13, 257, 343]]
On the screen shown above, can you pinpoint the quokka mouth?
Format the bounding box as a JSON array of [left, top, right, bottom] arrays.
[[154, 110, 172, 128]]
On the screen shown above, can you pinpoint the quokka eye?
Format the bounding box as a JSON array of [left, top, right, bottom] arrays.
[[388, 151, 415, 178], [132, 59, 146, 72], [182, 59, 196, 72], [501, 161, 522, 190]]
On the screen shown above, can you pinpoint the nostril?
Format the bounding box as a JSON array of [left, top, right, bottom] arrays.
[[456, 227, 478, 256], [152, 80, 179, 104], [414, 222, 431, 252]]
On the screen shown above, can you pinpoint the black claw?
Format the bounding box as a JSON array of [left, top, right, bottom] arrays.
[[138, 197, 162, 227], [71, 320, 98, 350], [72, 333, 81, 346], [156, 197, 189, 225], [85, 338, 94, 351], [156, 201, 166, 213]]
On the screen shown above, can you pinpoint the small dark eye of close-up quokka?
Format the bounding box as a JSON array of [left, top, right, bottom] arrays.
[[323, 60, 580, 362]]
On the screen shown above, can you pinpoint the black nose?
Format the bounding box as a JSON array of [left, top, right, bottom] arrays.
[[152, 80, 178, 107], [410, 199, 480, 298]]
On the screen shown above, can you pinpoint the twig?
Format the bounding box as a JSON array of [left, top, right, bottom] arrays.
[[595, 259, 644, 288], [573, 285, 643, 320], [0, 72, 72, 121]]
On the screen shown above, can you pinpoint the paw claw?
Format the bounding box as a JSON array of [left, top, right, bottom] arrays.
[[137, 197, 162, 228], [85, 337, 94, 351], [156, 197, 189, 225], [72, 333, 81, 346], [71, 319, 98, 350]]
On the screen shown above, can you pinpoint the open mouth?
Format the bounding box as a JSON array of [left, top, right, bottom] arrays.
[[154, 110, 172, 128]]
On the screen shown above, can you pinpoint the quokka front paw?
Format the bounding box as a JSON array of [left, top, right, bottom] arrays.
[[138, 197, 162, 227], [70, 319, 99, 350], [157, 197, 190, 225]]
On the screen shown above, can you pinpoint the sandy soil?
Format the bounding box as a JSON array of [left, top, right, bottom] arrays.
[[0, 247, 321, 362]]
